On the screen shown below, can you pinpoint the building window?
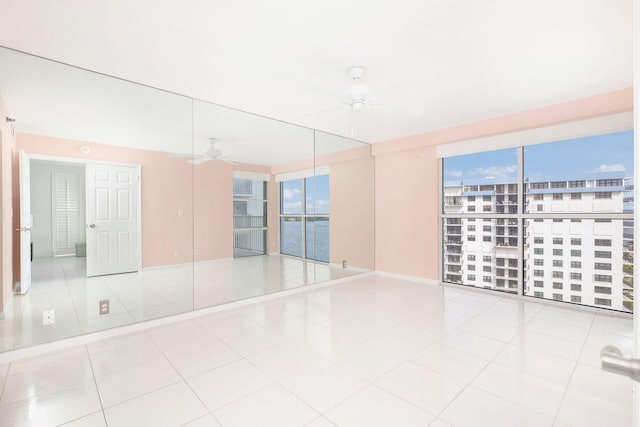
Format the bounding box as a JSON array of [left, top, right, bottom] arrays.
[[468, 265, 476, 271], [468, 235, 476, 241], [533, 269, 544, 277], [569, 180, 586, 188], [483, 195, 492, 201], [530, 182, 548, 189], [552, 271, 563, 278], [534, 280, 543, 288], [483, 256, 492, 262], [552, 193, 563, 200], [534, 259, 544, 266], [571, 284, 582, 291], [467, 205, 476, 212], [483, 205, 491, 212], [553, 249, 563, 256], [594, 298, 612, 307], [483, 276, 492, 283], [595, 251, 612, 258], [467, 254, 476, 261], [467, 274, 476, 281], [483, 266, 491, 272], [596, 179, 623, 187], [534, 237, 544, 244], [594, 262, 612, 271], [534, 291, 544, 298], [570, 261, 581, 268], [534, 194, 543, 200], [534, 248, 544, 255], [467, 225, 476, 232], [571, 250, 582, 257], [483, 235, 491, 242], [594, 239, 612, 247], [483, 225, 491, 232], [594, 286, 612, 294], [553, 282, 563, 289], [570, 238, 581, 245], [551, 181, 567, 189], [553, 294, 563, 301], [595, 192, 612, 199], [553, 260, 563, 267], [594, 274, 612, 283], [570, 193, 582, 200], [467, 196, 476, 202], [570, 272, 582, 280], [553, 238, 563, 245], [571, 295, 582, 303]]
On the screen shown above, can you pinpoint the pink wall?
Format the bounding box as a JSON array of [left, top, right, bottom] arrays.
[[329, 155, 375, 269], [0, 98, 16, 312], [373, 87, 634, 280]]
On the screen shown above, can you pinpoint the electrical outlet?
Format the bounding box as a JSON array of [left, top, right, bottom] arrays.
[[342, 260, 347, 269], [177, 208, 184, 217], [42, 309, 55, 325], [174, 249, 180, 257], [99, 299, 110, 315]]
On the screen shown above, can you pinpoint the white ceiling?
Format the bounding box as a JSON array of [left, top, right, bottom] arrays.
[[0, 0, 633, 145]]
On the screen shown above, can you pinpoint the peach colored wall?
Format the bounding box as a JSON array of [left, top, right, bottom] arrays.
[[0, 98, 16, 312], [14, 133, 273, 273], [373, 88, 634, 280], [329, 155, 375, 269]]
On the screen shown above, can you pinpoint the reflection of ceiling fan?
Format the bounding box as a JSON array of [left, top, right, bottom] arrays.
[[169, 138, 235, 165]]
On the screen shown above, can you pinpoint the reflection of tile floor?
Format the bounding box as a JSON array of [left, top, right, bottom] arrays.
[[0, 256, 360, 351], [0, 275, 632, 426]]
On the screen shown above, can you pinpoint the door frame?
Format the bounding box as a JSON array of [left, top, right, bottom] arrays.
[[25, 153, 142, 273]]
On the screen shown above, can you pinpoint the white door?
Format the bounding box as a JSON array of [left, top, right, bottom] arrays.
[[86, 163, 139, 277], [17, 150, 32, 294]]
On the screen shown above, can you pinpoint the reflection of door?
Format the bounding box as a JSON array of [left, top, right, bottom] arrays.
[[17, 150, 32, 294], [86, 163, 139, 277]]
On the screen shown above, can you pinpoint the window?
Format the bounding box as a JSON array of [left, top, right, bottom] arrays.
[[534, 291, 544, 297], [52, 172, 83, 257], [597, 179, 623, 187], [468, 265, 476, 271], [594, 286, 612, 294], [468, 235, 476, 241], [595, 298, 612, 307], [595, 251, 612, 258], [467, 254, 476, 261], [468, 225, 476, 232], [483, 276, 492, 283], [442, 131, 634, 311], [467, 205, 476, 212], [467, 274, 476, 281], [467, 196, 476, 202], [233, 178, 268, 258]]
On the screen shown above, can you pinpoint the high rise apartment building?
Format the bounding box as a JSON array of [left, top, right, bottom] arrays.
[[443, 172, 634, 312]]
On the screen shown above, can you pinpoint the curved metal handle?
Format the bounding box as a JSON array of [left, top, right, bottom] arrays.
[[88, 224, 96, 228], [601, 345, 640, 382]]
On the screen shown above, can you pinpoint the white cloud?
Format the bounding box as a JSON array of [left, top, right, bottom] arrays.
[[283, 188, 301, 199], [470, 165, 517, 180], [445, 170, 463, 178], [588, 164, 626, 173]]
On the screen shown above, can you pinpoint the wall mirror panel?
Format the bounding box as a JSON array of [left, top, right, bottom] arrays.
[[0, 46, 374, 352]]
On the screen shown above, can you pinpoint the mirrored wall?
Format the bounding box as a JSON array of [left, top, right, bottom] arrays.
[[0, 47, 375, 351]]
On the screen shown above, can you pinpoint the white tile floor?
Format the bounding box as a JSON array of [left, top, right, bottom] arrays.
[[0, 274, 632, 426], [0, 256, 360, 351]]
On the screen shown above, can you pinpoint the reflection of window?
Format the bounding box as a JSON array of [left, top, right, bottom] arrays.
[[233, 178, 267, 258], [279, 175, 330, 263]]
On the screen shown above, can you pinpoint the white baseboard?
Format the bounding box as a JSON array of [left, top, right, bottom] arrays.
[[328, 263, 371, 273], [375, 271, 440, 286]]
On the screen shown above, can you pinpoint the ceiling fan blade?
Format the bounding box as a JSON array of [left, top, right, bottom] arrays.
[[189, 157, 210, 165]]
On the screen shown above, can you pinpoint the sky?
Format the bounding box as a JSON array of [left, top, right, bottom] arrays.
[[443, 130, 634, 183], [281, 174, 330, 214]]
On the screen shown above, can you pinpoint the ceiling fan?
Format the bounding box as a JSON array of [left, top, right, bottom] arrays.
[[169, 138, 235, 165]]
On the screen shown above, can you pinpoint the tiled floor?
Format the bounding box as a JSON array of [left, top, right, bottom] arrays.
[[0, 274, 632, 426], [0, 256, 361, 351]]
